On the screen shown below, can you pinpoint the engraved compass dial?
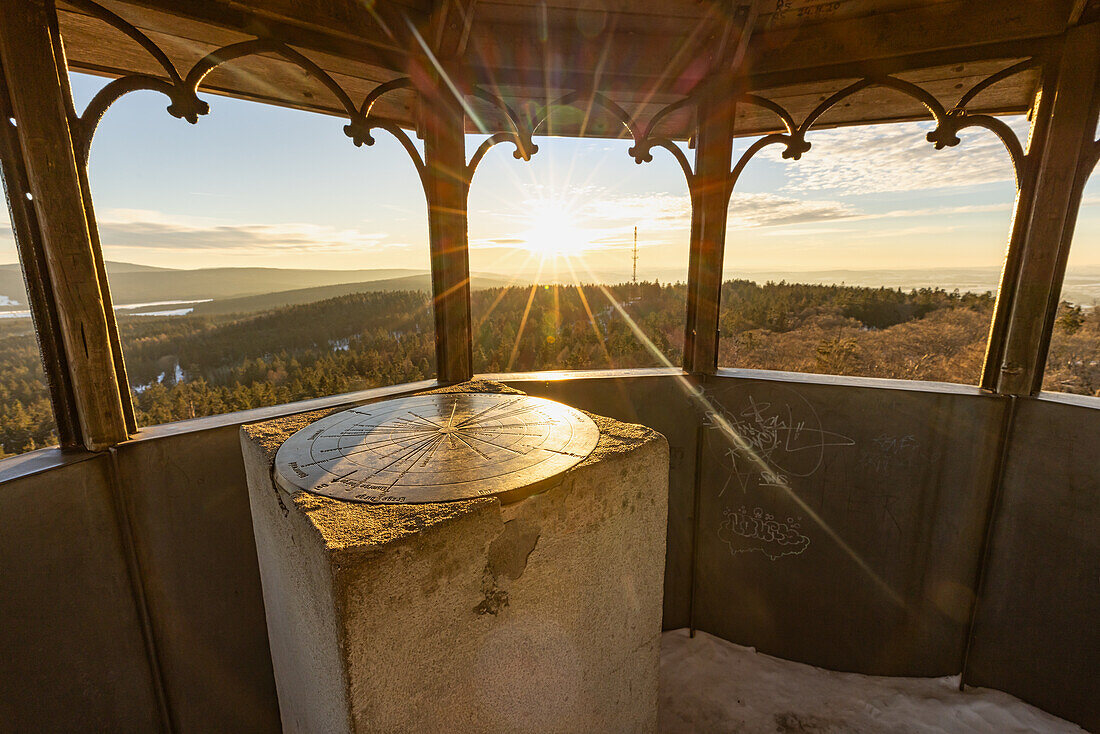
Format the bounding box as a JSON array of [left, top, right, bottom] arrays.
[[273, 393, 599, 504]]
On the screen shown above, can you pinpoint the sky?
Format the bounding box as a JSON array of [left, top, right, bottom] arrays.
[[1, 72, 1098, 286]]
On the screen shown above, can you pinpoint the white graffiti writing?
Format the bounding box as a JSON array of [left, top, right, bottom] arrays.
[[718, 506, 811, 560]]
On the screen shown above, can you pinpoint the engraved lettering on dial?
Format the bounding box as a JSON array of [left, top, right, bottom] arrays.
[[274, 393, 599, 504]]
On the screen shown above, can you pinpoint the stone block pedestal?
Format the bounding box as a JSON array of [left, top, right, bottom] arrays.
[[240, 383, 668, 733]]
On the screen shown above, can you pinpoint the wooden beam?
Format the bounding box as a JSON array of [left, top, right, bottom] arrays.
[[744, 0, 1071, 77], [0, 0, 129, 449], [683, 92, 736, 375], [51, 0, 1060, 139], [987, 24, 1100, 395], [91, 0, 422, 66], [429, 0, 476, 60], [0, 60, 82, 449], [417, 64, 474, 382], [47, 9, 138, 433]]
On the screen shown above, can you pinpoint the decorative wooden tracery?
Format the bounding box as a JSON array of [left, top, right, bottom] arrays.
[[7, 0, 1096, 437], [625, 61, 1038, 374]]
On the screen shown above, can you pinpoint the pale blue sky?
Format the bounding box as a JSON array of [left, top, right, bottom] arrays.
[[1, 72, 1098, 286]]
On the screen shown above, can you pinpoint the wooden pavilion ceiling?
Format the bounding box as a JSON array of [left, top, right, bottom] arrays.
[[54, 0, 1085, 139]]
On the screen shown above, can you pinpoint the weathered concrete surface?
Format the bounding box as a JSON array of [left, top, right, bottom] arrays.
[[0, 452, 162, 732], [242, 381, 669, 733], [501, 374, 699, 631], [965, 396, 1100, 732]]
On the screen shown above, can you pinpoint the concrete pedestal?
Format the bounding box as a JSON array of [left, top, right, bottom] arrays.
[[241, 382, 668, 733]]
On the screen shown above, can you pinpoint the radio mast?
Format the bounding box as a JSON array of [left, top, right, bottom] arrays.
[[632, 226, 638, 284]]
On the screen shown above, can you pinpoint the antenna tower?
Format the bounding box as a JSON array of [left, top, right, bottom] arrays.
[[632, 226, 638, 284]]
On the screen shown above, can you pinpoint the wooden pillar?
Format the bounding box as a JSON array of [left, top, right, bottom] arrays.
[[47, 11, 138, 435], [419, 76, 473, 383], [0, 61, 81, 449], [984, 25, 1100, 395], [0, 0, 129, 449], [684, 93, 736, 374]]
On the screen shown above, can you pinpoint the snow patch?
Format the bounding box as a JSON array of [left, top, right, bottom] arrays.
[[659, 629, 1085, 733], [131, 362, 185, 394]]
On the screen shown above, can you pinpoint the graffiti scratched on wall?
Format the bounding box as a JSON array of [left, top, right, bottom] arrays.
[[704, 387, 855, 498], [703, 385, 855, 561], [718, 506, 811, 560]]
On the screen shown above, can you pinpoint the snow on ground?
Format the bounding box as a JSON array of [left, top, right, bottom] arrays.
[[659, 629, 1086, 734]]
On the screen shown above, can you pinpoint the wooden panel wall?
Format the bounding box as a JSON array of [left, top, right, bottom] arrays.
[[692, 376, 1007, 676], [965, 396, 1100, 731], [0, 453, 162, 731]]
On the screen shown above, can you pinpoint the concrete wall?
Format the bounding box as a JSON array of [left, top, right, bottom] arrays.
[[965, 395, 1100, 731], [0, 372, 1096, 731]]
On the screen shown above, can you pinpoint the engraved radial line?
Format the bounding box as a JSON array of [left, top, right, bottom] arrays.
[[407, 411, 444, 428], [468, 405, 537, 421], [451, 432, 493, 460], [331, 430, 427, 438], [459, 431, 528, 454], [388, 416, 437, 427], [419, 432, 448, 467], [445, 399, 459, 428], [349, 424, 438, 436], [453, 397, 524, 427], [387, 417, 434, 429], [339, 425, 435, 432], [299, 433, 435, 468], [529, 446, 584, 457], [384, 435, 445, 489], [330, 426, 437, 447], [462, 422, 556, 430], [320, 433, 432, 453], [334, 431, 439, 465], [352, 434, 442, 481], [462, 407, 542, 424]]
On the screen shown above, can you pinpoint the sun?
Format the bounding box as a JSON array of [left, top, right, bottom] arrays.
[[518, 199, 593, 257]]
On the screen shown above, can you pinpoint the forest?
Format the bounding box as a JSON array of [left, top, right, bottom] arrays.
[[0, 279, 1095, 456]]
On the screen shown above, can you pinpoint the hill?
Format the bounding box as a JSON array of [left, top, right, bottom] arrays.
[[1, 277, 1097, 455], [187, 273, 515, 315], [0, 262, 429, 309], [2, 261, 1097, 314], [0, 260, 173, 274]]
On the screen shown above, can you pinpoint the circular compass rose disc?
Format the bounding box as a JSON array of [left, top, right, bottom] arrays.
[[273, 393, 599, 504]]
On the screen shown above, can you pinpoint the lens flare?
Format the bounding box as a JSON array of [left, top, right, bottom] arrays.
[[519, 199, 593, 257]]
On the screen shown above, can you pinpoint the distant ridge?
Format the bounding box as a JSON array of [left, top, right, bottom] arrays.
[[1, 262, 1098, 311], [189, 273, 516, 315], [0, 260, 173, 273], [0, 263, 431, 307]]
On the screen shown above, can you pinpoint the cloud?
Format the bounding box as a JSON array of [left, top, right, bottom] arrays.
[[849, 224, 963, 238], [581, 193, 690, 229], [95, 208, 407, 253], [728, 192, 856, 228], [872, 202, 1012, 218], [758, 117, 1029, 195]]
